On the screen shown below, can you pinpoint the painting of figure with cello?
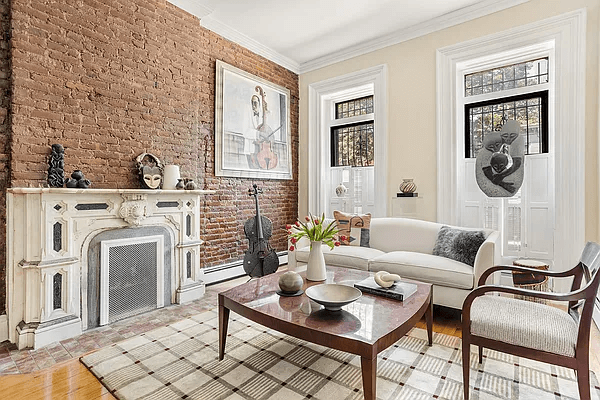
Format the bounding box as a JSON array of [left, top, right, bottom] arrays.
[[215, 60, 292, 180]]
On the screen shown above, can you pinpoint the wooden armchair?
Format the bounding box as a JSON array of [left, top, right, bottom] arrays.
[[462, 242, 600, 400]]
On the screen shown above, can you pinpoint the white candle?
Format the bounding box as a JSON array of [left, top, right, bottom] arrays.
[[162, 165, 180, 190]]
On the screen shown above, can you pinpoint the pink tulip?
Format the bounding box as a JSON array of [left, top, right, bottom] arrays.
[[286, 224, 292, 230], [289, 245, 295, 252], [290, 237, 297, 244], [334, 241, 341, 247]]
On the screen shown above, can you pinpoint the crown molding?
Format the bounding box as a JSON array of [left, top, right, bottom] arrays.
[[200, 16, 301, 74], [167, 0, 214, 19], [169, 0, 529, 76], [298, 0, 530, 74]]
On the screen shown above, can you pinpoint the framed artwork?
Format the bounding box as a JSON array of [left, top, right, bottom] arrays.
[[215, 60, 292, 180]]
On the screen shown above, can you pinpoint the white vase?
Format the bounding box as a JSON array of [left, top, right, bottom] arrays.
[[162, 165, 180, 190], [306, 241, 327, 281]]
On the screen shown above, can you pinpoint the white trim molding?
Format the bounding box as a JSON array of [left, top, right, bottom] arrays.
[[300, 0, 529, 74], [308, 65, 388, 217], [436, 9, 587, 289], [168, 0, 528, 75], [0, 315, 7, 342], [201, 16, 300, 74]]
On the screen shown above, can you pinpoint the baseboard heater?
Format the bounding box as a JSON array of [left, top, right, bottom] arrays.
[[204, 251, 288, 281]]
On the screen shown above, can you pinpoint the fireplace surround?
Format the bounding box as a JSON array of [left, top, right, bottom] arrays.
[[6, 188, 214, 349]]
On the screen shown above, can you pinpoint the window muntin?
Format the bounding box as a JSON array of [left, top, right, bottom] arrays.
[[465, 90, 548, 158], [335, 96, 374, 119], [331, 121, 374, 167], [464, 58, 548, 97]]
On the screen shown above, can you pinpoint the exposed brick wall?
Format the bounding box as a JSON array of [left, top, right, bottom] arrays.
[[0, 0, 298, 312], [0, 0, 10, 315]]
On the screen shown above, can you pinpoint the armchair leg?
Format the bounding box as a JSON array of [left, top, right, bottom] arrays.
[[462, 336, 471, 400], [576, 358, 591, 400], [478, 346, 483, 364]]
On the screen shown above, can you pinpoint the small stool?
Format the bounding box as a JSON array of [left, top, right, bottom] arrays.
[[512, 259, 550, 303]]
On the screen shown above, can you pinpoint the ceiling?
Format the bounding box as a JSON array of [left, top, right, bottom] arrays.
[[168, 0, 528, 74]]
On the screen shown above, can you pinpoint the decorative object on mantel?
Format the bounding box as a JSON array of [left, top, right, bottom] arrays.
[[184, 178, 197, 190], [335, 182, 347, 197], [175, 178, 185, 189], [277, 270, 303, 296], [399, 178, 417, 194], [65, 170, 91, 189], [287, 213, 340, 281], [136, 152, 163, 189], [162, 165, 180, 190], [373, 271, 401, 288], [47, 144, 65, 187], [243, 184, 279, 278]]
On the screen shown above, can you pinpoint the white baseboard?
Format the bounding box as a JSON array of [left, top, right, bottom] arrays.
[[0, 315, 7, 342]]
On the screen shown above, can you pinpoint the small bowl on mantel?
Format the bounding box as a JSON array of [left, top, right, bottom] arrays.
[[305, 284, 362, 312]]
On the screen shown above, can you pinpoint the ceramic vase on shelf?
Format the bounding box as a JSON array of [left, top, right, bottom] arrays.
[[306, 241, 327, 281], [399, 178, 417, 194]]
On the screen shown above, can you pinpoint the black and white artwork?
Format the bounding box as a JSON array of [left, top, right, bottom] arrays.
[[475, 119, 524, 197], [215, 60, 292, 180]]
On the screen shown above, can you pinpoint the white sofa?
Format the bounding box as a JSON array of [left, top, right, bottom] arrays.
[[288, 217, 500, 309]]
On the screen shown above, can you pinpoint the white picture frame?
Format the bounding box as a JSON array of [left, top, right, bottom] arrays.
[[215, 60, 292, 180]]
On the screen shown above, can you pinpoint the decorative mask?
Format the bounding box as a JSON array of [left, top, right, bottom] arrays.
[[136, 153, 163, 189], [142, 165, 162, 189]]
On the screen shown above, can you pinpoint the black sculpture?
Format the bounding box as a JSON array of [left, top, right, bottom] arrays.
[[65, 170, 92, 188], [47, 144, 65, 187]]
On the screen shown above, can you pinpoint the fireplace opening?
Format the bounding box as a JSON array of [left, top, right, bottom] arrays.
[[87, 226, 172, 329]]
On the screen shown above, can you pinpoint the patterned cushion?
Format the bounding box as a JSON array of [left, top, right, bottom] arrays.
[[432, 226, 486, 267], [333, 210, 371, 247], [470, 295, 578, 357]]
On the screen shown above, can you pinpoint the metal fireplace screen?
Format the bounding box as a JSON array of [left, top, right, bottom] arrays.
[[108, 241, 157, 324]]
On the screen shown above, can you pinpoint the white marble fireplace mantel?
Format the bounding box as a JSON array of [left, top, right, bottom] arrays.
[[5, 187, 215, 349]]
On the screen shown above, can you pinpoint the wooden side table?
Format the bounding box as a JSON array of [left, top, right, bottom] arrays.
[[512, 259, 550, 303]]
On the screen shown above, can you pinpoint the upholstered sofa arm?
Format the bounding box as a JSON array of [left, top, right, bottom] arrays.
[[472, 230, 500, 287]]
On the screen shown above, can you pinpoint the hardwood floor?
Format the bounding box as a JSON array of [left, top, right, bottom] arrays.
[[1, 276, 598, 400]]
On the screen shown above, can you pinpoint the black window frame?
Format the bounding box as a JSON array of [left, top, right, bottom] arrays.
[[464, 90, 549, 159], [330, 120, 375, 167]]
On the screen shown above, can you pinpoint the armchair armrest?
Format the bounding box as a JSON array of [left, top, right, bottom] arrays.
[[478, 263, 580, 286]]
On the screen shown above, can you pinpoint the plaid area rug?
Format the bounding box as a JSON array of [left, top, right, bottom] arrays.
[[81, 309, 600, 400]]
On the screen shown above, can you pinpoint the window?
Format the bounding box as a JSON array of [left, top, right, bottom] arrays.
[[336, 95, 373, 118], [331, 122, 374, 167], [327, 94, 376, 216], [461, 55, 553, 263], [465, 90, 548, 158], [331, 96, 374, 167], [464, 58, 548, 97]]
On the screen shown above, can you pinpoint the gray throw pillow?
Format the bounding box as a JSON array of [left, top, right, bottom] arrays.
[[432, 226, 487, 267]]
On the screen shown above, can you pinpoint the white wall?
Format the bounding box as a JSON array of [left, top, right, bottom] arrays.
[[299, 0, 599, 242]]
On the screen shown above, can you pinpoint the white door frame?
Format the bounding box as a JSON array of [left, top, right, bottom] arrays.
[[308, 65, 388, 217], [436, 9, 586, 291]]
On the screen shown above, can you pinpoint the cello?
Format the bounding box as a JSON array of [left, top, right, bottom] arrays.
[[243, 184, 279, 278]]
